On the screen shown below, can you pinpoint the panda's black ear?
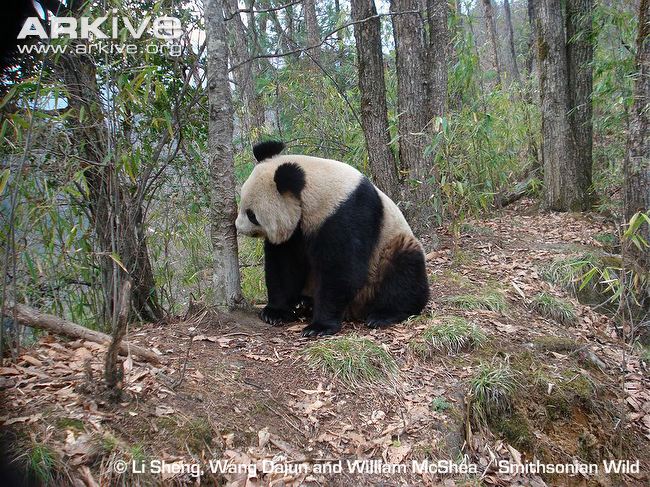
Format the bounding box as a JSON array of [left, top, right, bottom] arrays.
[[253, 140, 285, 163], [274, 162, 305, 197]]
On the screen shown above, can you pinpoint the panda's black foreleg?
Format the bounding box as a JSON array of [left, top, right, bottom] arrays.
[[301, 276, 353, 336], [261, 229, 309, 326]]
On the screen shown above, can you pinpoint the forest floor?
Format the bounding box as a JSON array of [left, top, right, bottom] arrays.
[[1, 199, 650, 487]]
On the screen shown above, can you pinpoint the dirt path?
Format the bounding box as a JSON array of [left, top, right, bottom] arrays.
[[1, 200, 649, 486]]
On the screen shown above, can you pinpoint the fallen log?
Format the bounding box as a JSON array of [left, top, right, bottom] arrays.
[[4, 303, 160, 364], [493, 168, 541, 209]]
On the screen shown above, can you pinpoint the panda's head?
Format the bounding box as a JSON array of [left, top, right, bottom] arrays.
[[236, 142, 306, 244]]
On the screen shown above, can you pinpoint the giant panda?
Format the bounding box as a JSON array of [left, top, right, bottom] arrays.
[[235, 141, 430, 337]]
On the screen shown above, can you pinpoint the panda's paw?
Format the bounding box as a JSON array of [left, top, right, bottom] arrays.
[[260, 306, 294, 327], [301, 322, 341, 337], [366, 316, 402, 329], [293, 296, 314, 320]]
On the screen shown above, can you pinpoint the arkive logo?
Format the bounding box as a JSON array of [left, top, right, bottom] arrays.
[[17, 11, 182, 40]]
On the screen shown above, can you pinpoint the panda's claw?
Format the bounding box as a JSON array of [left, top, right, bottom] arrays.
[[260, 306, 295, 326], [301, 322, 341, 337]]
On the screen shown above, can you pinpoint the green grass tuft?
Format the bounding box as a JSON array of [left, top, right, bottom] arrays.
[[530, 292, 577, 325], [468, 362, 517, 425], [26, 442, 59, 485], [446, 289, 506, 312], [413, 316, 486, 356], [539, 254, 600, 291], [302, 335, 397, 385], [430, 397, 451, 412]]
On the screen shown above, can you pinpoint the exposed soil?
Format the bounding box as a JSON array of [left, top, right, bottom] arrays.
[[1, 200, 649, 486]]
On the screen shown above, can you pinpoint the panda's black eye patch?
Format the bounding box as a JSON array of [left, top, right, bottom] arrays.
[[246, 209, 259, 225]]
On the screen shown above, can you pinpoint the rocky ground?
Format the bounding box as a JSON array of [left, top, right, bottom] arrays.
[[1, 199, 649, 486]]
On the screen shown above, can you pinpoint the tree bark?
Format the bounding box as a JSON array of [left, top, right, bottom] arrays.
[[303, 0, 321, 67], [481, 0, 502, 85], [566, 0, 594, 194], [350, 0, 400, 200], [623, 0, 650, 293], [504, 0, 521, 83], [535, 0, 590, 211], [6, 303, 160, 363], [391, 0, 438, 234], [426, 0, 448, 118], [205, 0, 244, 309]]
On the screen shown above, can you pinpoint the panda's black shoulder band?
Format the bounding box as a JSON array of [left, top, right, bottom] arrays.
[[274, 162, 305, 197], [253, 140, 285, 162]]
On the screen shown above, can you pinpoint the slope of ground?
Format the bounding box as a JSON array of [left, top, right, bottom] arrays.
[[1, 200, 649, 486]]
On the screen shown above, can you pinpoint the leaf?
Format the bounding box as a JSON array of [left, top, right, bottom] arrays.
[[109, 252, 128, 272], [0, 168, 9, 196]]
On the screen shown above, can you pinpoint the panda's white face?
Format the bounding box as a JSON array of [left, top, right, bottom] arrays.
[[236, 162, 302, 244]]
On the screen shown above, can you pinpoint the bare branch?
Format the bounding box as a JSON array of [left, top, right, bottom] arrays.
[[229, 10, 422, 72]]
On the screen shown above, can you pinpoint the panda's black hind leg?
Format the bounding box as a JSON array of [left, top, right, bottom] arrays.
[[365, 239, 430, 327]]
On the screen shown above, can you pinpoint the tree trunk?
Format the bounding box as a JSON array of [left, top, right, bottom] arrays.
[[303, 0, 321, 67], [535, 0, 589, 211], [481, 0, 502, 85], [224, 0, 265, 140], [350, 0, 400, 200], [526, 0, 537, 76], [504, 0, 521, 83], [566, 0, 594, 194], [426, 0, 448, 118], [623, 0, 650, 306], [390, 0, 438, 234], [56, 52, 163, 325], [205, 0, 244, 309]]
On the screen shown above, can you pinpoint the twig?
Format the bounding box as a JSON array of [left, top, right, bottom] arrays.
[[172, 333, 195, 389]]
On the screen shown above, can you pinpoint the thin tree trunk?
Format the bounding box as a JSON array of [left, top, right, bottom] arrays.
[[504, 0, 521, 83], [566, 0, 594, 195], [350, 0, 400, 200], [535, 0, 588, 211], [224, 0, 265, 140], [526, 0, 537, 76], [481, 0, 502, 84], [426, 0, 448, 118], [623, 0, 650, 309], [206, 0, 243, 309], [303, 0, 321, 67]]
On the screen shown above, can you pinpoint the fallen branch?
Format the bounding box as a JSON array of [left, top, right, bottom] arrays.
[[5, 302, 160, 364]]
